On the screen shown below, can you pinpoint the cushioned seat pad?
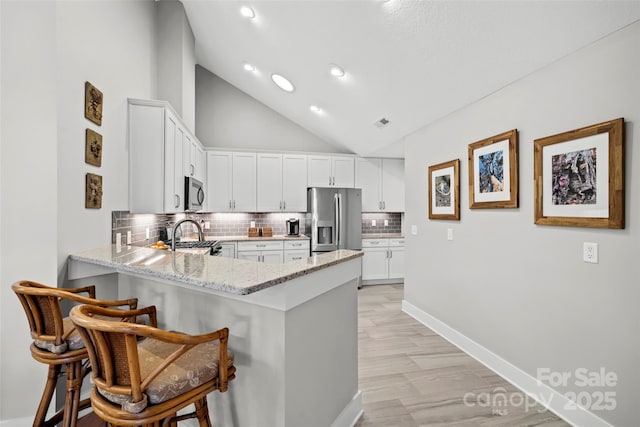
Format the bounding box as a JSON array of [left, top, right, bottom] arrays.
[[98, 338, 233, 412]]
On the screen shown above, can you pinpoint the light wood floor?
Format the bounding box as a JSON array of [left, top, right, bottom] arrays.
[[355, 284, 570, 427]]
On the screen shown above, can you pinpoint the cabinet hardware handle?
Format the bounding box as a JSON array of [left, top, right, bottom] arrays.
[[257, 244, 266, 247], [190, 164, 195, 176], [175, 195, 180, 208], [233, 200, 236, 209], [329, 176, 332, 186], [283, 200, 286, 210], [229, 200, 232, 209], [389, 250, 392, 258], [383, 201, 386, 209], [371, 241, 379, 245], [293, 257, 301, 260]]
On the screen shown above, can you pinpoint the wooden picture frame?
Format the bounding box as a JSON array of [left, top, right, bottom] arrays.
[[534, 118, 624, 229], [84, 81, 103, 126], [85, 173, 103, 209], [468, 129, 518, 209], [85, 128, 102, 167], [428, 159, 460, 220]]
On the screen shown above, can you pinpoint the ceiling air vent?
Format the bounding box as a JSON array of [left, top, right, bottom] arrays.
[[374, 117, 391, 129]]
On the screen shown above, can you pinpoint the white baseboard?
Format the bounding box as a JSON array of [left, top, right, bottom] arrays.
[[402, 300, 613, 427], [331, 390, 363, 427]]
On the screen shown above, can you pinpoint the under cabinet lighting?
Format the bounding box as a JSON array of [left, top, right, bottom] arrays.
[[240, 6, 255, 19], [271, 73, 295, 92], [310, 105, 322, 114], [243, 63, 256, 72]]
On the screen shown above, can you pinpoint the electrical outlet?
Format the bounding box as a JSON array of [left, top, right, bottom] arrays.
[[116, 233, 122, 247], [126, 231, 132, 245], [447, 228, 453, 241], [250, 221, 256, 228], [204, 221, 211, 229], [583, 242, 598, 263], [145, 227, 150, 239], [371, 219, 376, 227], [411, 225, 418, 235], [384, 219, 389, 227]]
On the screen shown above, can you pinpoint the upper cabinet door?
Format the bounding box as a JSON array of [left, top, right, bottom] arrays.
[[331, 156, 355, 188], [232, 152, 257, 212], [307, 155, 354, 188], [206, 151, 233, 212], [282, 154, 307, 211], [257, 153, 283, 212], [164, 109, 184, 213], [307, 155, 333, 187], [381, 158, 404, 212], [356, 158, 382, 212]]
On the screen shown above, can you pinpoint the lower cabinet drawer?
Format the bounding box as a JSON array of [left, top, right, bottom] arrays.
[[284, 249, 309, 263], [237, 240, 284, 251]]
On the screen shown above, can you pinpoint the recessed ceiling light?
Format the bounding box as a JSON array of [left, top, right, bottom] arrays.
[[243, 63, 256, 72], [240, 6, 255, 19], [329, 63, 345, 78], [310, 105, 322, 114], [271, 73, 295, 92]]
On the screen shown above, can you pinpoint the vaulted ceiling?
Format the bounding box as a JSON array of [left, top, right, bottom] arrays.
[[182, 1, 640, 158]]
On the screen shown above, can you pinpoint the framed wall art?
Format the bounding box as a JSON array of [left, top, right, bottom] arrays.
[[85, 173, 103, 209], [468, 129, 518, 209], [428, 159, 460, 220], [85, 128, 102, 167], [534, 118, 624, 229], [84, 81, 103, 126]]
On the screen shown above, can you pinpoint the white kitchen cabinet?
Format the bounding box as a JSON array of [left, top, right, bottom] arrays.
[[206, 151, 256, 212], [356, 157, 405, 212], [282, 154, 308, 211], [283, 239, 310, 262], [361, 237, 405, 283], [361, 246, 389, 280], [219, 242, 236, 258], [129, 99, 192, 213], [257, 153, 308, 212], [183, 134, 206, 183], [237, 240, 284, 264], [308, 155, 355, 188]]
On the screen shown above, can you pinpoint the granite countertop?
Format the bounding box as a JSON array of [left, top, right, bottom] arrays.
[[362, 233, 404, 239], [69, 245, 361, 295], [210, 234, 309, 242]]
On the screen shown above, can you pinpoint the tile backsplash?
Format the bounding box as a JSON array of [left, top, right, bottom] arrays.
[[112, 210, 402, 246]]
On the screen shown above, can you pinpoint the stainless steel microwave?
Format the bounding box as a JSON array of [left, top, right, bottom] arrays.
[[184, 176, 205, 211]]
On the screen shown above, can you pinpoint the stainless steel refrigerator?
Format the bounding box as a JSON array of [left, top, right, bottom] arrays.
[[307, 187, 362, 254]]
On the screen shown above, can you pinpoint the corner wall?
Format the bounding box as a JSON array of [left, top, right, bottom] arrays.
[[404, 21, 639, 426]]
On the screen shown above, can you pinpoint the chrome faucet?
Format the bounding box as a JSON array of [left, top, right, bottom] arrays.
[[171, 218, 204, 251]]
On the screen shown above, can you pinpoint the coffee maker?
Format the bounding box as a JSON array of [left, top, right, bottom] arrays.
[[286, 218, 299, 236]]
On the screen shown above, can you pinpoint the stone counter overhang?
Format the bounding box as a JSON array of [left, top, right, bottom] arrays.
[[68, 245, 362, 296]]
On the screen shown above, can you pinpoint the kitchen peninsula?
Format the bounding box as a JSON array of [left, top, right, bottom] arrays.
[[68, 245, 363, 427]]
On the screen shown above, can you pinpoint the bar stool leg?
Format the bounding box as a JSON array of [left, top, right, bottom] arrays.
[[35, 365, 61, 426], [195, 397, 212, 427], [62, 361, 83, 427]]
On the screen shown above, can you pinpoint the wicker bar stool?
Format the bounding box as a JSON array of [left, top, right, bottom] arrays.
[[12, 280, 138, 427], [69, 304, 236, 427]]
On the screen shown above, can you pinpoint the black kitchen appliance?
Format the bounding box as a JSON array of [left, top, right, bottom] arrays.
[[286, 218, 300, 236]]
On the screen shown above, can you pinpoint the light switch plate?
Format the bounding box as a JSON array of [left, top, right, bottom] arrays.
[[204, 221, 211, 229], [372, 220, 376, 227], [411, 225, 418, 235], [447, 228, 453, 241], [126, 231, 132, 245]]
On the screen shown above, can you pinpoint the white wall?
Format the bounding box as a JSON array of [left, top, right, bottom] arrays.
[[157, 0, 196, 130], [404, 21, 640, 426], [1, 2, 57, 420], [195, 65, 350, 153], [1, 0, 157, 422]]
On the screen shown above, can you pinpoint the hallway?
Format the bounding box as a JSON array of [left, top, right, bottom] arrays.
[[356, 284, 569, 427]]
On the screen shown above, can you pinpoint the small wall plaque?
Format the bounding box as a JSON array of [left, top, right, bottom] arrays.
[[84, 81, 103, 126], [85, 128, 102, 167], [85, 173, 103, 209]]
